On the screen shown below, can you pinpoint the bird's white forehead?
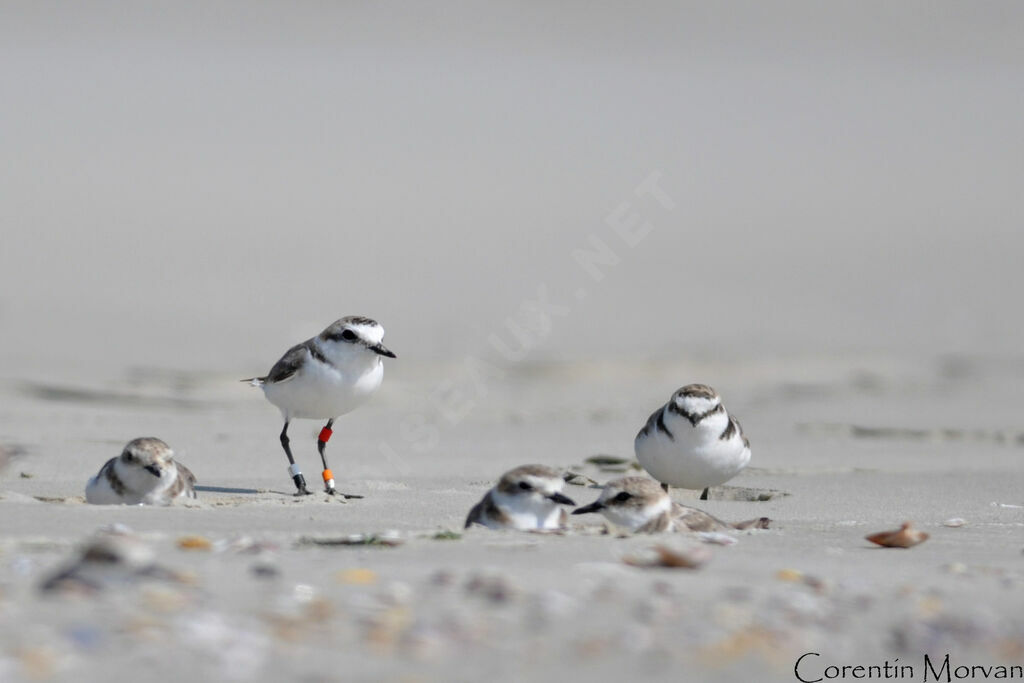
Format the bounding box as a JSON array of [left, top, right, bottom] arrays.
[[674, 394, 720, 414], [323, 317, 385, 344], [520, 474, 561, 492], [349, 323, 384, 344]]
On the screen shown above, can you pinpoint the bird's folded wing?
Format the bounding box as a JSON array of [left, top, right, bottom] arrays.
[[175, 462, 197, 489], [671, 502, 731, 532], [262, 342, 313, 384], [636, 509, 675, 533]]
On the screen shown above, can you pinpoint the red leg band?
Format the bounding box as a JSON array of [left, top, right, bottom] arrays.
[[318, 427, 333, 443]]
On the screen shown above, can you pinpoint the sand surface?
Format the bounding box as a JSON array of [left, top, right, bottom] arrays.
[[2, 2, 1024, 682], [2, 356, 1023, 682]]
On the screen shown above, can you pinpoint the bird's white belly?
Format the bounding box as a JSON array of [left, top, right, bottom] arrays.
[[263, 360, 383, 420], [636, 428, 750, 489], [85, 474, 125, 505], [501, 505, 562, 531]]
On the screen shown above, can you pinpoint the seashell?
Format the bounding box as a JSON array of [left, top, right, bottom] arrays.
[[732, 517, 771, 530], [585, 455, 632, 467], [563, 472, 599, 487], [465, 572, 519, 603], [39, 532, 182, 593], [176, 535, 212, 551], [297, 533, 403, 547], [698, 532, 738, 546], [623, 544, 711, 569], [865, 522, 929, 548], [776, 568, 804, 582], [336, 568, 378, 585], [943, 518, 967, 528], [584, 455, 642, 472], [250, 563, 280, 579]]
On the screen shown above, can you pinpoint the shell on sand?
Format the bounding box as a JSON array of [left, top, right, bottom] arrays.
[[624, 544, 711, 569], [865, 522, 929, 548]]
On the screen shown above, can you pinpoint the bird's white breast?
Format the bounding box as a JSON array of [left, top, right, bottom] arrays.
[[635, 407, 750, 489], [491, 490, 564, 530], [263, 353, 383, 420]]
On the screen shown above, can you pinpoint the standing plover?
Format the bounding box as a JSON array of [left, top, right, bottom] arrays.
[[634, 384, 751, 500], [85, 437, 196, 506], [244, 316, 395, 496], [465, 465, 576, 531], [572, 476, 769, 533]]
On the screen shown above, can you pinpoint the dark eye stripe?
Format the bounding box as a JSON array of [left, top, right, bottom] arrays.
[[327, 330, 359, 343]]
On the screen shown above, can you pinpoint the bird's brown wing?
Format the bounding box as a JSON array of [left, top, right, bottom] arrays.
[[636, 509, 675, 533], [671, 502, 732, 532], [172, 462, 198, 499], [465, 490, 510, 529]]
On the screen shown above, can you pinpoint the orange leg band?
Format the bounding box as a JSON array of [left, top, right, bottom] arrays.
[[322, 469, 334, 482]]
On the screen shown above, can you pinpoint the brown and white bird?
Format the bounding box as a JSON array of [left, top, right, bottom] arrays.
[[85, 438, 196, 506], [572, 476, 769, 533], [244, 316, 395, 497], [635, 384, 751, 500], [465, 465, 576, 531]]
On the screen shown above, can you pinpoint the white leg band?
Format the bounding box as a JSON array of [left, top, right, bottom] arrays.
[[289, 463, 302, 477]]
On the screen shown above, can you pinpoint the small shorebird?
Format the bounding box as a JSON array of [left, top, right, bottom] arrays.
[[244, 316, 395, 496], [85, 437, 196, 505], [572, 476, 769, 533], [634, 384, 751, 500], [465, 465, 576, 531]]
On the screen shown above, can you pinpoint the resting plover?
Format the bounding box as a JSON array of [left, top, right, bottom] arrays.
[[572, 476, 769, 533], [85, 437, 196, 506], [244, 316, 395, 496], [465, 465, 576, 531], [634, 383, 751, 500]]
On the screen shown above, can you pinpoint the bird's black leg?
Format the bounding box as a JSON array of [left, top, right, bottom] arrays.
[[317, 419, 363, 499], [700, 487, 709, 501], [281, 421, 311, 496], [661, 482, 670, 493], [317, 419, 335, 494]]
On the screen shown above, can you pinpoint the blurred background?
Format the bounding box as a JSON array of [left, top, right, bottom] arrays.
[[2, 1, 1022, 378]]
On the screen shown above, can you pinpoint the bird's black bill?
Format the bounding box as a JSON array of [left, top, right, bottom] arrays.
[[370, 343, 396, 358], [572, 501, 604, 515], [547, 492, 576, 506], [144, 465, 162, 477]]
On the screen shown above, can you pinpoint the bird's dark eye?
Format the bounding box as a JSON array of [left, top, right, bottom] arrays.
[[340, 329, 357, 342], [518, 482, 533, 491], [613, 491, 632, 502]]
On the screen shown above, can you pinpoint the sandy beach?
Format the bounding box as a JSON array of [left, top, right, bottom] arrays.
[[2, 2, 1024, 682]]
